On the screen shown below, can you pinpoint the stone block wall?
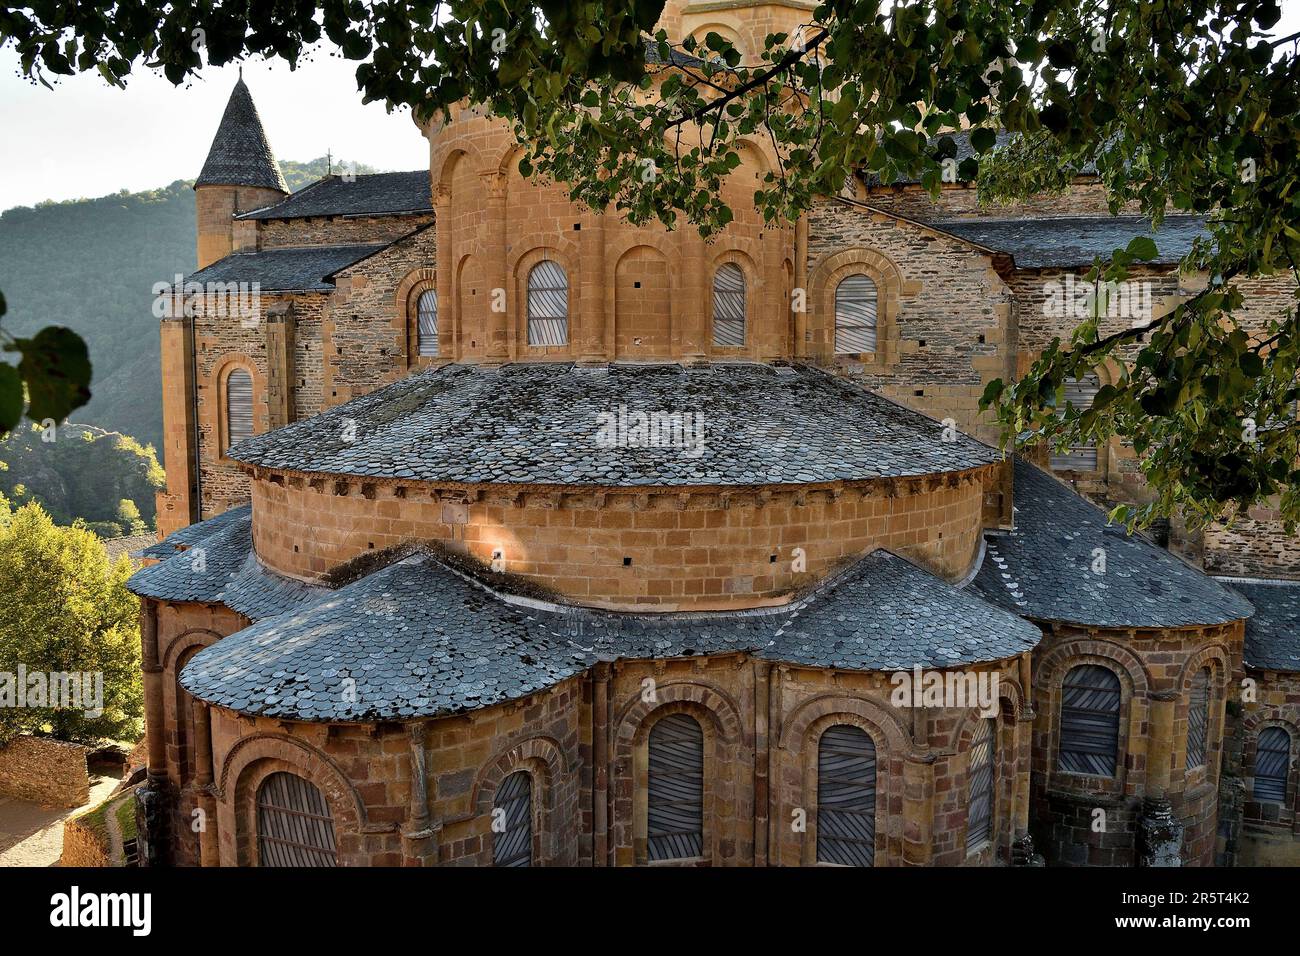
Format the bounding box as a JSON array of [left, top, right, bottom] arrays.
[[1234, 669, 1300, 865], [258, 213, 434, 250], [247, 467, 992, 606], [0, 735, 90, 807]]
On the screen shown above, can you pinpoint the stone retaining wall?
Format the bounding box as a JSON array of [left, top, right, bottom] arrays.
[[0, 735, 90, 808]]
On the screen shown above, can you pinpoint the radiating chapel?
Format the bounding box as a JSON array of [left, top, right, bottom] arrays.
[[131, 0, 1300, 867]]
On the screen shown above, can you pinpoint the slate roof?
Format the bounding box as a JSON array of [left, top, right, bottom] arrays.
[[971, 458, 1252, 629], [137, 504, 251, 560], [236, 171, 433, 221], [179, 548, 1040, 722], [182, 244, 388, 293], [1227, 580, 1300, 672], [195, 79, 288, 193], [128, 508, 325, 621], [227, 362, 1000, 485], [928, 215, 1208, 269]]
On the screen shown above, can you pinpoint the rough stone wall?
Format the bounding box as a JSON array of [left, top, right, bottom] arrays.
[[1234, 669, 1300, 865], [192, 291, 327, 517], [196, 184, 287, 269], [248, 468, 991, 606], [326, 224, 439, 406], [1029, 620, 1242, 866], [257, 213, 434, 250], [0, 735, 89, 807], [805, 199, 1014, 447], [61, 814, 113, 866], [429, 676, 586, 866], [207, 709, 409, 866]]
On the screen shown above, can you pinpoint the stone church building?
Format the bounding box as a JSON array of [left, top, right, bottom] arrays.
[[130, 1, 1300, 867]]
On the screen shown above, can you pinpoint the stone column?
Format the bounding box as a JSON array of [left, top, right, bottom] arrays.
[[793, 215, 809, 360], [402, 721, 439, 865], [140, 600, 166, 787], [901, 705, 934, 865], [753, 660, 771, 866], [434, 185, 455, 361], [192, 699, 219, 867], [592, 663, 611, 866], [1139, 690, 1184, 866], [679, 230, 708, 363], [264, 301, 296, 429], [483, 171, 510, 363], [578, 212, 607, 363]]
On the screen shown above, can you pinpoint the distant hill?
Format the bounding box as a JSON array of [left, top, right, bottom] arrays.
[[0, 422, 165, 537], [0, 157, 379, 456]]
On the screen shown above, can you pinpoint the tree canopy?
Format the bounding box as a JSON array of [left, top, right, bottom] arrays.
[[3, 0, 1299, 526], [0, 499, 143, 744]]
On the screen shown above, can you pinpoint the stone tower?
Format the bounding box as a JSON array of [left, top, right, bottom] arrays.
[[193, 77, 288, 269], [156, 78, 289, 538]]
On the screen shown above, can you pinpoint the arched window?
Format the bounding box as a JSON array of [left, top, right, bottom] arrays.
[[1058, 664, 1122, 777], [816, 724, 876, 866], [256, 772, 337, 867], [492, 770, 533, 867], [1186, 669, 1210, 770], [527, 260, 569, 346], [1254, 727, 1291, 803], [1049, 374, 1101, 471], [647, 713, 704, 861], [225, 368, 254, 453], [416, 288, 438, 357], [966, 718, 995, 852], [711, 262, 746, 347], [835, 273, 878, 354]]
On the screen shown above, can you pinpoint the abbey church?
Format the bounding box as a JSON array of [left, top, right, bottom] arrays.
[[130, 0, 1300, 867]]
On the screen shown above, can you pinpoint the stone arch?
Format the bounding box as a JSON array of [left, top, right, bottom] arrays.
[[808, 245, 910, 365], [707, 247, 760, 354], [454, 251, 486, 360], [512, 242, 580, 357], [471, 735, 569, 866], [432, 142, 486, 195], [216, 731, 372, 867], [395, 267, 438, 367], [1034, 637, 1151, 795], [613, 679, 743, 866], [798, 708, 896, 866], [612, 243, 674, 359], [779, 692, 912, 753], [1241, 715, 1300, 813], [208, 354, 264, 460], [162, 628, 223, 788]]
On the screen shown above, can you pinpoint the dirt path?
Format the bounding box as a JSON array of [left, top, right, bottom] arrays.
[[0, 775, 119, 868]]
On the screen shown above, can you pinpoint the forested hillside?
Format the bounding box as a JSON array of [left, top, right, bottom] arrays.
[[0, 423, 165, 537], [0, 157, 377, 455]]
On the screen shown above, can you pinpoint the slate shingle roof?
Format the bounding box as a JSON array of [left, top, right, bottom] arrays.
[[971, 458, 1252, 629], [195, 79, 288, 193], [928, 215, 1208, 269], [236, 171, 433, 221], [228, 362, 999, 485], [128, 508, 325, 621], [1227, 581, 1300, 672], [179, 548, 1040, 722], [138, 504, 251, 559], [181, 244, 388, 293]]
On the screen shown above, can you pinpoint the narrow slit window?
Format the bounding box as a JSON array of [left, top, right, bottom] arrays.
[[416, 288, 438, 356], [1254, 727, 1291, 803], [816, 724, 876, 866], [647, 713, 704, 861], [225, 368, 254, 452], [492, 771, 533, 867], [1049, 374, 1101, 471], [966, 718, 995, 852], [1186, 669, 1210, 770]]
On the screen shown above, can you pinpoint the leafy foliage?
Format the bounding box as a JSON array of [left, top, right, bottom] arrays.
[[0, 500, 142, 745], [3, 1, 1300, 524], [0, 422, 165, 536]]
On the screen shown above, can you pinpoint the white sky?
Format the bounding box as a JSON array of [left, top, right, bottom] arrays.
[[0, 45, 430, 212], [1, 5, 1298, 213]]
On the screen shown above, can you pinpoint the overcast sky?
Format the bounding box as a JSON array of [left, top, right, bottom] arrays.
[[0, 45, 430, 213]]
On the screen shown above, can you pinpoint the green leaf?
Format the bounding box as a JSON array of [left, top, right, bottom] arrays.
[[1125, 235, 1159, 260], [9, 327, 92, 424]]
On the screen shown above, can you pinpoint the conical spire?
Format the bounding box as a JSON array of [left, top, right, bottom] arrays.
[[195, 77, 289, 193]]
